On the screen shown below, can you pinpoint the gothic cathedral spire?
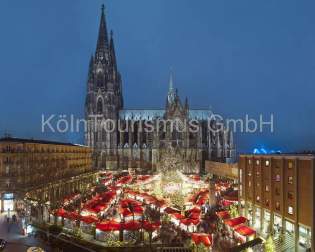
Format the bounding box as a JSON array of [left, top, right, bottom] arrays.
[[96, 4, 109, 54]]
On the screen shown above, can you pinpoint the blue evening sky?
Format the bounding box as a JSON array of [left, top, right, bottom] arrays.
[[0, 0, 314, 153]]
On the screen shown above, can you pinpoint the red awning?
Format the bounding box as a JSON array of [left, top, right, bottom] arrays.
[[123, 221, 141, 231], [234, 225, 256, 236], [164, 207, 181, 215], [224, 216, 247, 227], [216, 211, 231, 220], [80, 215, 99, 224], [172, 213, 185, 220], [96, 220, 121, 231], [191, 233, 212, 247], [116, 175, 132, 186], [143, 221, 161, 232]]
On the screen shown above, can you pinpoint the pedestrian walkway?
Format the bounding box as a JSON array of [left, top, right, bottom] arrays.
[[0, 212, 51, 252]]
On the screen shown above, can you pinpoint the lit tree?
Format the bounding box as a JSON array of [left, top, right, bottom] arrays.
[[264, 235, 275, 252]]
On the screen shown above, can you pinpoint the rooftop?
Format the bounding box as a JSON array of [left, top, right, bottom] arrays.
[[0, 136, 85, 147]]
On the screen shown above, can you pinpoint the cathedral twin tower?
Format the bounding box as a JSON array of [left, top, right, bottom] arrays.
[[85, 6, 235, 173]]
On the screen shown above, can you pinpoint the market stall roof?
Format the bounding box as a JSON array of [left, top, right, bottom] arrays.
[[191, 233, 212, 247], [96, 220, 121, 231], [143, 220, 161, 231], [216, 210, 231, 220], [224, 216, 247, 227], [180, 218, 200, 226], [234, 225, 256, 236], [116, 175, 133, 186], [164, 207, 181, 215], [80, 215, 99, 224]]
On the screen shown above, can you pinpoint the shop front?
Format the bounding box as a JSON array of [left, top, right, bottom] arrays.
[[1, 193, 14, 212], [262, 210, 271, 235], [298, 225, 311, 249], [253, 207, 261, 230]]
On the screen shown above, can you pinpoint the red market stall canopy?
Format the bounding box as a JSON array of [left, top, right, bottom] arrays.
[[124, 189, 166, 208], [143, 220, 161, 232], [116, 175, 132, 186], [96, 220, 121, 231], [55, 209, 80, 220], [180, 218, 200, 226], [221, 199, 235, 207], [136, 175, 152, 183], [216, 211, 231, 220], [82, 190, 116, 214], [186, 207, 201, 219], [224, 216, 247, 228], [55, 208, 67, 217], [189, 190, 209, 206], [119, 199, 143, 217], [96, 220, 161, 232], [191, 233, 213, 247], [80, 215, 99, 224], [139, 192, 166, 208], [164, 207, 181, 215], [234, 225, 256, 237]]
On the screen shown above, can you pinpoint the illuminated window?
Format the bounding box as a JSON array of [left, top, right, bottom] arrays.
[[276, 174, 281, 182], [256, 160, 260, 165], [288, 176, 293, 184], [265, 160, 270, 166], [265, 185, 270, 192], [265, 199, 270, 207], [256, 196, 260, 202], [288, 161, 293, 169], [288, 206, 293, 215], [248, 159, 252, 164], [248, 181, 251, 187], [275, 202, 280, 211]]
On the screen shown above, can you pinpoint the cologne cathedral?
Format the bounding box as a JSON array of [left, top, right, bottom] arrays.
[[85, 6, 235, 174]]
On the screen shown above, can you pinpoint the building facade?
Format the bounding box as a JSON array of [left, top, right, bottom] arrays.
[[238, 154, 314, 251], [85, 6, 235, 174], [0, 137, 96, 213]]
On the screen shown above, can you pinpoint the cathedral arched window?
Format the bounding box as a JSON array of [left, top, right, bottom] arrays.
[[97, 99, 103, 114]]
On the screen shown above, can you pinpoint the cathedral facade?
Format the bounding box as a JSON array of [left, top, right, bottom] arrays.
[[85, 6, 235, 174]]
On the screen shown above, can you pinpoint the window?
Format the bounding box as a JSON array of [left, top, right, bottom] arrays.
[[248, 159, 252, 164], [288, 191, 294, 200], [288, 161, 293, 169], [256, 160, 260, 165], [288, 206, 294, 215], [256, 196, 260, 202], [96, 98, 103, 114], [276, 174, 281, 182], [288, 176, 293, 184], [5, 166, 9, 175], [265, 160, 270, 166], [248, 181, 251, 187], [275, 187, 280, 196], [265, 185, 270, 192], [265, 199, 270, 207], [275, 202, 280, 211]]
